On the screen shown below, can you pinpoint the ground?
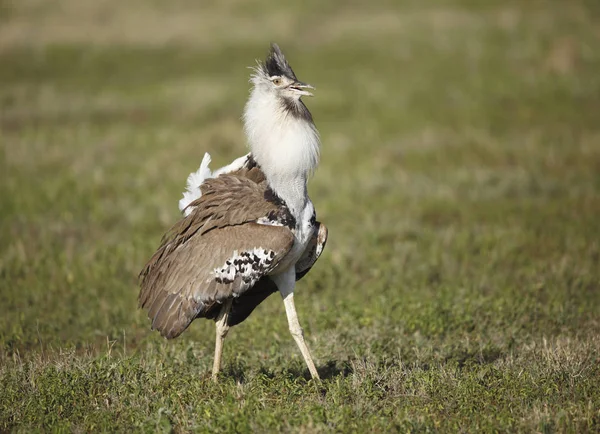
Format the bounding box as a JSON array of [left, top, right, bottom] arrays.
[[1, 0, 599, 432]]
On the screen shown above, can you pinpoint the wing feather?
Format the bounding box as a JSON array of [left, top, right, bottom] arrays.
[[139, 173, 295, 339], [141, 223, 293, 338]]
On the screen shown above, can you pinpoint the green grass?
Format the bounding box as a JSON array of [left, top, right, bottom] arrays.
[[1, 0, 600, 432]]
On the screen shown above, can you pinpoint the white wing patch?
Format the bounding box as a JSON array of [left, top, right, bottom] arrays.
[[213, 153, 251, 177], [213, 248, 276, 288], [256, 216, 285, 226], [179, 153, 252, 216], [179, 153, 213, 216]]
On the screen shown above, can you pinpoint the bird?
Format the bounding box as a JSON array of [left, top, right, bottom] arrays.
[[138, 43, 328, 381]]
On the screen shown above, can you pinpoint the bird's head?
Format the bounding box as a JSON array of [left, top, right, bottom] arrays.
[[250, 44, 315, 103], [244, 43, 320, 186]]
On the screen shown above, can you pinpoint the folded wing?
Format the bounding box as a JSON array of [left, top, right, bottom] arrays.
[[139, 174, 294, 339]]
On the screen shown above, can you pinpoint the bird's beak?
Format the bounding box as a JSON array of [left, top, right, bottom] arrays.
[[289, 81, 315, 97]]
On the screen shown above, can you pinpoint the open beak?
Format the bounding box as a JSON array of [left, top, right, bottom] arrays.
[[289, 81, 315, 97]]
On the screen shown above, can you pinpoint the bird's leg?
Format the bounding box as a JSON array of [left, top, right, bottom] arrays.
[[212, 299, 233, 382], [282, 292, 320, 381]]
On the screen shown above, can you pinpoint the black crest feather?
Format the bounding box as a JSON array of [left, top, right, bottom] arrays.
[[263, 43, 297, 80]]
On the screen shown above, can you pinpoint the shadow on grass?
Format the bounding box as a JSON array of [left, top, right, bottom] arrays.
[[220, 348, 505, 383], [220, 359, 353, 383], [221, 361, 248, 383], [443, 346, 504, 369], [283, 360, 354, 382], [317, 360, 354, 380]]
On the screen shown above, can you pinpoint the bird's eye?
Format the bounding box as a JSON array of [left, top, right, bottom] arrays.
[[272, 78, 282, 86]]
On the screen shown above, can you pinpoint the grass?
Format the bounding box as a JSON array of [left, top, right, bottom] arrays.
[[1, 0, 600, 431]]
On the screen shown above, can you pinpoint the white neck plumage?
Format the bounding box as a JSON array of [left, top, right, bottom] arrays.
[[243, 88, 320, 218]]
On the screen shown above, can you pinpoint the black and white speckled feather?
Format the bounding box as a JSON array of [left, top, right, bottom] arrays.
[[214, 248, 276, 286]]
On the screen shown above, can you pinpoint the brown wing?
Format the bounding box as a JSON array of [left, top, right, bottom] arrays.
[[295, 222, 328, 281], [170, 173, 275, 243], [139, 174, 294, 339], [227, 155, 266, 184]]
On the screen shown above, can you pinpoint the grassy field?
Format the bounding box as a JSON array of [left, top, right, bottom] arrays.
[[1, 0, 600, 431]]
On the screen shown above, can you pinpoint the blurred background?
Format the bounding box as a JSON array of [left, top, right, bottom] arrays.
[[1, 0, 599, 431]]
